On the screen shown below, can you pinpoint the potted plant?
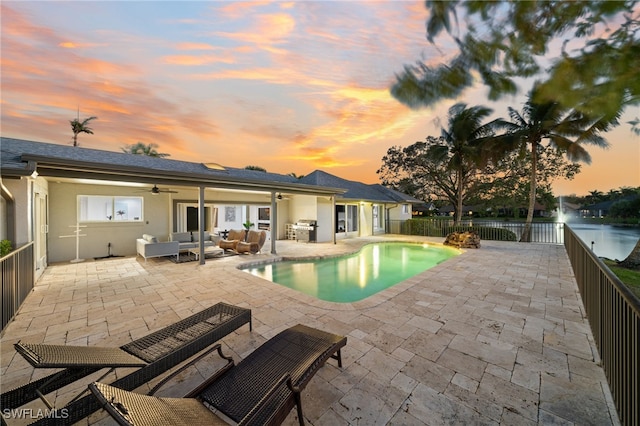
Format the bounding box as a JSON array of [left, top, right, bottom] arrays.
[[242, 220, 254, 241]]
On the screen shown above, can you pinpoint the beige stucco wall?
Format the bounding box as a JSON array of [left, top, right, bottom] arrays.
[[48, 182, 171, 262], [2, 177, 32, 247]]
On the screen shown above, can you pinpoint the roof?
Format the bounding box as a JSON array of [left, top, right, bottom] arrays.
[[581, 196, 639, 211], [0, 138, 344, 195], [299, 170, 423, 204]]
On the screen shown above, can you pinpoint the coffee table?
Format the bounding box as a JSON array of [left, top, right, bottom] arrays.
[[189, 246, 224, 260]]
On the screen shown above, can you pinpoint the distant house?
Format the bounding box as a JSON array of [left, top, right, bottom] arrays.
[[1, 138, 419, 279], [299, 170, 423, 238], [579, 196, 639, 218]]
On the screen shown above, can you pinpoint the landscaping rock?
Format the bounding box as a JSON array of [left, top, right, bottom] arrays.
[[444, 231, 481, 249]]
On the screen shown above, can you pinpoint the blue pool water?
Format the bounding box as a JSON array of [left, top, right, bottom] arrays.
[[241, 242, 460, 303]]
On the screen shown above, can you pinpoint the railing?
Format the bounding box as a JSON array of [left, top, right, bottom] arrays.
[[1, 243, 34, 333], [564, 225, 639, 426], [389, 219, 564, 244]]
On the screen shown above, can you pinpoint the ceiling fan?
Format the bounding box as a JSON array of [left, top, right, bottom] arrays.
[[139, 185, 178, 195]]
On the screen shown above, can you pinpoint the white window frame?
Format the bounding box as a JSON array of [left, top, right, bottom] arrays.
[[78, 195, 144, 223]]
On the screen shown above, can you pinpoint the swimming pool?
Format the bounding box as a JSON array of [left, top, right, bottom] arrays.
[[241, 242, 460, 303]]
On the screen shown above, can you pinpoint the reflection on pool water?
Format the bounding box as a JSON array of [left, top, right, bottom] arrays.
[[241, 242, 461, 303]]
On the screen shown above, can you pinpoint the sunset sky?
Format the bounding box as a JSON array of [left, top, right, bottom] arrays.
[[2, 1, 638, 197]]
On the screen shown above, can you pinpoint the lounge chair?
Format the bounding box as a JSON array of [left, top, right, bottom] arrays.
[[89, 324, 347, 426], [236, 229, 267, 254], [1, 303, 251, 425], [218, 229, 246, 252]]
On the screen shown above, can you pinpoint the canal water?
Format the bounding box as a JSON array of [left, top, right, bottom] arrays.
[[568, 223, 640, 261]]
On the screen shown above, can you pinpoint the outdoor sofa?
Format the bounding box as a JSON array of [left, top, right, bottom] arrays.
[[1, 302, 252, 425], [136, 234, 180, 261], [170, 231, 219, 252], [89, 324, 347, 426], [136, 232, 221, 262]]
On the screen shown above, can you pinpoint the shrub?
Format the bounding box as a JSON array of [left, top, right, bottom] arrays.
[[1, 239, 12, 257], [402, 219, 517, 241]]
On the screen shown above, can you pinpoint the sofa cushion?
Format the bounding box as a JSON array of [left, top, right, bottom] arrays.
[[142, 234, 158, 243], [172, 232, 192, 243], [192, 232, 210, 243]]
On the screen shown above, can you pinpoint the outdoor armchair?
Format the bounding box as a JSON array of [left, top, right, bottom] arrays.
[[218, 229, 246, 251], [237, 229, 267, 254], [89, 324, 347, 426]]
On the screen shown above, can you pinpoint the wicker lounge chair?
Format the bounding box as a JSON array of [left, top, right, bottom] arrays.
[[218, 229, 246, 252], [1, 303, 251, 425], [236, 229, 267, 254], [89, 324, 347, 426]]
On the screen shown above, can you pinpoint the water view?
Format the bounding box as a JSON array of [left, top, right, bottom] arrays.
[[568, 223, 640, 261]]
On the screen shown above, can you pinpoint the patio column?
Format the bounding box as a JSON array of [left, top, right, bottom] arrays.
[[270, 192, 277, 254]]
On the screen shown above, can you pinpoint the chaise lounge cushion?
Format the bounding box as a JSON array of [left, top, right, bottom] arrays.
[[172, 232, 192, 243]]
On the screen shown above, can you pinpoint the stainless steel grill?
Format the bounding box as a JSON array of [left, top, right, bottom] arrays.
[[292, 220, 318, 243]]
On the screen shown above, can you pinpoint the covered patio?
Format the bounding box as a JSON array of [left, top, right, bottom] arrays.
[[0, 237, 619, 425]]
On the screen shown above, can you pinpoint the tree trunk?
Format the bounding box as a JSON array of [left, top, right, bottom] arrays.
[[520, 143, 537, 242], [455, 167, 463, 225], [618, 238, 640, 269]]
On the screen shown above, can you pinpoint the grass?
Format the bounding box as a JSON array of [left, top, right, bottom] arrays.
[[603, 259, 640, 300]]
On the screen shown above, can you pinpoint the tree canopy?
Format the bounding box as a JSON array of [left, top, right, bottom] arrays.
[[121, 142, 170, 158], [378, 103, 501, 223], [392, 1, 639, 132]]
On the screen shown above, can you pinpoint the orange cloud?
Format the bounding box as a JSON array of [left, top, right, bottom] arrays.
[[162, 54, 235, 66], [174, 42, 216, 51], [212, 13, 295, 46]]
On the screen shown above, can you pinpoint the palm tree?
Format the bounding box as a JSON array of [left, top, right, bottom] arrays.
[[433, 103, 500, 224], [70, 116, 97, 147], [495, 89, 612, 241], [586, 190, 605, 205], [121, 142, 170, 158]]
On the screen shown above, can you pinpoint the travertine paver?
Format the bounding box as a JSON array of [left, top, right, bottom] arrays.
[[0, 236, 619, 425]]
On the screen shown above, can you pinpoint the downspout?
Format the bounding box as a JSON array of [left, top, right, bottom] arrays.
[[270, 192, 277, 254], [332, 196, 336, 244], [198, 186, 205, 265]]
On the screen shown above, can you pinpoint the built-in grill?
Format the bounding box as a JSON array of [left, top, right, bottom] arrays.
[[293, 219, 318, 243]]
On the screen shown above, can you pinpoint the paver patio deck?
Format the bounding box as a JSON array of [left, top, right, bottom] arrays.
[[0, 236, 619, 425]]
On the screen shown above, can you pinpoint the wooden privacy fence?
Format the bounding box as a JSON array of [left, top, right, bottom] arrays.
[[564, 225, 639, 426], [1, 242, 34, 333]]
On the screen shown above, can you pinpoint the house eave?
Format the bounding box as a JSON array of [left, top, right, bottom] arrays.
[[20, 154, 346, 196]]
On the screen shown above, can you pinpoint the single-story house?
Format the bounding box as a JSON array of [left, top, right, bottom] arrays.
[[299, 170, 424, 238], [1, 138, 420, 279]]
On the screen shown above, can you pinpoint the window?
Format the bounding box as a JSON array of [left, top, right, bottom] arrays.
[[336, 204, 358, 233], [402, 204, 409, 214], [78, 195, 143, 222], [373, 205, 384, 230]]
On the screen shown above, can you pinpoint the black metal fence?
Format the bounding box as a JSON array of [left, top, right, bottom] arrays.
[[1, 242, 34, 333], [389, 219, 564, 244], [564, 225, 639, 425]]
